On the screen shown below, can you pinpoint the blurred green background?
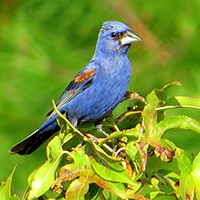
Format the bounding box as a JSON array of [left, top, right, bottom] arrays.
[[0, 0, 200, 197]]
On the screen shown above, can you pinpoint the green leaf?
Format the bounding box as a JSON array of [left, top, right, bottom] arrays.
[[176, 149, 192, 172], [191, 152, 200, 199], [146, 81, 181, 105], [58, 148, 91, 180], [102, 127, 140, 143], [95, 178, 128, 200], [167, 96, 200, 110], [52, 148, 92, 194], [146, 89, 160, 106], [28, 161, 60, 199], [157, 115, 200, 135], [53, 147, 130, 199], [155, 81, 181, 101], [142, 104, 158, 137], [176, 149, 195, 200], [152, 169, 180, 196], [101, 131, 127, 141], [89, 140, 122, 163], [47, 133, 64, 162], [65, 177, 89, 200], [149, 191, 163, 199], [126, 141, 139, 162], [125, 141, 140, 175], [90, 157, 138, 188], [142, 82, 183, 138], [27, 135, 63, 199], [85, 183, 103, 200], [0, 166, 20, 200]]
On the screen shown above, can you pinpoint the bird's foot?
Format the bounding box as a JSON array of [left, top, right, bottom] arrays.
[[95, 123, 109, 137]]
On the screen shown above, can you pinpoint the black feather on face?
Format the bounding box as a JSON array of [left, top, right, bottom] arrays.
[[110, 31, 129, 42]]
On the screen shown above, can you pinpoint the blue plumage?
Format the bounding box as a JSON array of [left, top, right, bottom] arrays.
[[10, 21, 141, 155]]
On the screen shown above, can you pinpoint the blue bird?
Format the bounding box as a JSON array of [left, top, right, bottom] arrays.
[[10, 21, 141, 155]]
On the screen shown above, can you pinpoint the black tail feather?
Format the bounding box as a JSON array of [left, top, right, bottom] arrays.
[[10, 120, 60, 155]]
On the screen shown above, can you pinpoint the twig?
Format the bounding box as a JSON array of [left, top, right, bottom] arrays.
[[52, 100, 85, 138]]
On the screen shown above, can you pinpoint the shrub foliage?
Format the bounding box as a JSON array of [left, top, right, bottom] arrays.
[[1, 82, 200, 200]]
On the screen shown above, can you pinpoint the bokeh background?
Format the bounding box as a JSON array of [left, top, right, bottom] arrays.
[[0, 0, 200, 198]]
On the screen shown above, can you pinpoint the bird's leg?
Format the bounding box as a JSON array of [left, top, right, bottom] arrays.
[[70, 118, 78, 128], [95, 119, 125, 157], [95, 121, 109, 137]]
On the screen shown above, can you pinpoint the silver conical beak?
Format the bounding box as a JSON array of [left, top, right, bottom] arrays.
[[120, 30, 141, 45]]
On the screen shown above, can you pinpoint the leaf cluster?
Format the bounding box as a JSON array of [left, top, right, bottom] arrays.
[[2, 82, 200, 200]]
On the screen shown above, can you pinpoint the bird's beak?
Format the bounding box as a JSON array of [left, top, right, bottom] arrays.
[[120, 30, 141, 45]]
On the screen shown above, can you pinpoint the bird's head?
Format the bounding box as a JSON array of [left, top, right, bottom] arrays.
[[94, 21, 141, 57]]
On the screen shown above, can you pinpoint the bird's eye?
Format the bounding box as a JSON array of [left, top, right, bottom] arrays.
[[111, 32, 117, 38]]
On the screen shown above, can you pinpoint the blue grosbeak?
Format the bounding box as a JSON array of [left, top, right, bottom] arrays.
[[10, 21, 141, 155]]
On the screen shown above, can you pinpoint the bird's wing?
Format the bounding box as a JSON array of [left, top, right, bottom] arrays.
[[46, 66, 97, 117]]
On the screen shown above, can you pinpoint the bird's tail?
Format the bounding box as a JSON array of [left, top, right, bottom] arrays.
[[10, 119, 60, 155]]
